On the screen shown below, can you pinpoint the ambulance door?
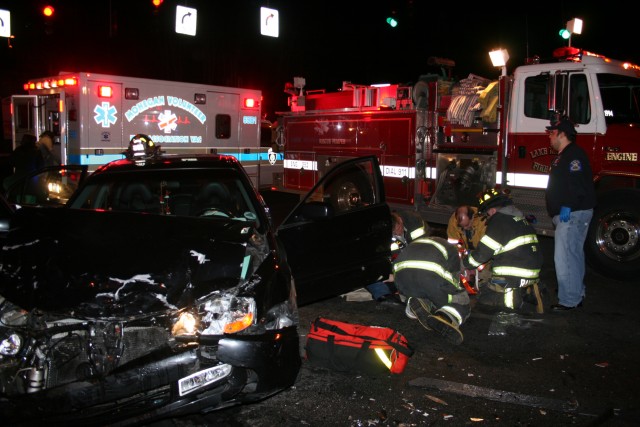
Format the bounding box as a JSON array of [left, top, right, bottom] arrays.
[[10, 95, 41, 150], [207, 91, 260, 187], [84, 80, 124, 167]]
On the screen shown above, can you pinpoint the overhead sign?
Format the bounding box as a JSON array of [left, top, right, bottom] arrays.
[[0, 9, 10, 38], [260, 7, 279, 38], [175, 6, 197, 36]]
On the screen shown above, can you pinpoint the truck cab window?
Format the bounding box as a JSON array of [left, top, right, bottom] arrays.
[[568, 74, 590, 124], [597, 74, 640, 124], [524, 75, 551, 120]]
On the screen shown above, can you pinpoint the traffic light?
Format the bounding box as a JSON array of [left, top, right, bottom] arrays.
[[558, 28, 571, 40], [152, 0, 163, 7], [43, 5, 54, 35], [42, 5, 54, 17], [386, 16, 398, 28]]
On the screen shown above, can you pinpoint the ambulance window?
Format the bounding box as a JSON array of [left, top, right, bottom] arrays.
[[215, 114, 231, 139], [523, 75, 551, 120], [568, 74, 590, 125], [597, 74, 640, 125]]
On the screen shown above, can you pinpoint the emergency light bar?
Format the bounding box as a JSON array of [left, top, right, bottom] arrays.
[[24, 76, 78, 91]]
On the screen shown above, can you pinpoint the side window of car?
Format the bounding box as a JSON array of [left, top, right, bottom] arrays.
[[283, 156, 383, 225]]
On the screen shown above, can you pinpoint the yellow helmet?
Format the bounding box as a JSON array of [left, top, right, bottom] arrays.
[[477, 188, 511, 214]]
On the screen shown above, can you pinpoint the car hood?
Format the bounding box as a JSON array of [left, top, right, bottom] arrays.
[[0, 207, 266, 315]]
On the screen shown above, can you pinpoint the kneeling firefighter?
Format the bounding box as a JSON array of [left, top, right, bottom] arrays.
[[462, 188, 544, 312], [394, 236, 470, 345]]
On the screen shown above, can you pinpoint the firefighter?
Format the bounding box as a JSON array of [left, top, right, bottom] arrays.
[[394, 236, 469, 346], [366, 210, 428, 303], [462, 188, 544, 312], [446, 205, 486, 250]]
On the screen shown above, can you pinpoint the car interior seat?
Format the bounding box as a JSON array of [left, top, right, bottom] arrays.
[[192, 182, 232, 215], [117, 182, 158, 212]]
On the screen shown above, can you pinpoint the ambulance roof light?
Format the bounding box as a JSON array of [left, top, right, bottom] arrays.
[[98, 85, 113, 98], [244, 98, 259, 109]]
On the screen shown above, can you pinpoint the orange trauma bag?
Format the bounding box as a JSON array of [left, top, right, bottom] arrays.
[[305, 317, 414, 375]]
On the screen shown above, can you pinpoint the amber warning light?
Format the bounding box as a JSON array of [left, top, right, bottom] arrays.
[[24, 77, 78, 91], [98, 86, 113, 98]]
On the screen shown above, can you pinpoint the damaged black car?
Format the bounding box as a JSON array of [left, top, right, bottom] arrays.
[[0, 140, 392, 426]]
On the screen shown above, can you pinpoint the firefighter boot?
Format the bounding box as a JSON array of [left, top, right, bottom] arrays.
[[406, 297, 434, 330], [426, 309, 464, 346]]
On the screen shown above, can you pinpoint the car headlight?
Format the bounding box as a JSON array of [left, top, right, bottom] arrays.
[[172, 295, 256, 338], [0, 332, 23, 357]]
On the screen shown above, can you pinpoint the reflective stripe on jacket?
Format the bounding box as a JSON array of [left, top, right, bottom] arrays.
[[463, 210, 543, 287]]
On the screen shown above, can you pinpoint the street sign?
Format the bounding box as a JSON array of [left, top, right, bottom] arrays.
[[260, 7, 279, 38], [175, 5, 197, 36], [0, 9, 11, 38]]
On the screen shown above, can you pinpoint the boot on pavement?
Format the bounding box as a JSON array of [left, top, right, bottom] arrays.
[[426, 310, 464, 345], [405, 297, 433, 330]]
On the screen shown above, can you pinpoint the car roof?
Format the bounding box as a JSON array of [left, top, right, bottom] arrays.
[[91, 154, 244, 175]]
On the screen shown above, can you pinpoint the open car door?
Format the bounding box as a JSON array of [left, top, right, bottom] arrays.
[[277, 156, 392, 306], [3, 165, 88, 207]]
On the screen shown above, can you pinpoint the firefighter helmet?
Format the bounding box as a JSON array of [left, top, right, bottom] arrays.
[[398, 210, 428, 243], [477, 188, 512, 214], [126, 134, 159, 160]]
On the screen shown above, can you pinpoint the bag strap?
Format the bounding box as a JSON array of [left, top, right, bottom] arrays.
[[313, 318, 414, 357]]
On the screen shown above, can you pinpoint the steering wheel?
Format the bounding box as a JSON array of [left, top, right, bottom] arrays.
[[195, 207, 235, 218]]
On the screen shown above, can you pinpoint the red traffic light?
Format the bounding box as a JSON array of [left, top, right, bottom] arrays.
[[43, 5, 55, 17], [152, 0, 163, 6]]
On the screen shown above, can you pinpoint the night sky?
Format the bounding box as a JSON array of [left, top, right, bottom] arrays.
[[1, 1, 636, 120]]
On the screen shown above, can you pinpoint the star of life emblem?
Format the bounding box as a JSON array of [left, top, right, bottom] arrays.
[[158, 110, 178, 133]]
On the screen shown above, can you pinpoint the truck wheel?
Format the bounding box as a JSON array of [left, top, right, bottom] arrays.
[[585, 190, 640, 280], [328, 170, 374, 212]]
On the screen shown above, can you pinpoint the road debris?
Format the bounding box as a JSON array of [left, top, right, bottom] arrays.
[[408, 377, 584, 414]]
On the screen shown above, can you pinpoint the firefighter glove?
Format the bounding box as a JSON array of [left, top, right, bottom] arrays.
[[559, 206, 571, 222]]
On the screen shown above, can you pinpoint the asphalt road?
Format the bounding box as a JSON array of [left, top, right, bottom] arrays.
[[158, 212, 640, 427]]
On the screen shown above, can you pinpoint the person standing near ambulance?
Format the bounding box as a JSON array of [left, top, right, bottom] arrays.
[[545, 116, 596, 311], [37, 131, 61, 167]]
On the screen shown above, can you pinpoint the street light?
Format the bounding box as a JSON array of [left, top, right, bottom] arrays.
[[489, 48, 509, 76]]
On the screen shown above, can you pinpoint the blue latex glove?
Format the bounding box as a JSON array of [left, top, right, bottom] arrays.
[[559, 206, 571, 222]]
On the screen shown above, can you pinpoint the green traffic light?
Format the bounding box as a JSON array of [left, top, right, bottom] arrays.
[[559, 29, 571, 40], [386, 17, 398, 28]]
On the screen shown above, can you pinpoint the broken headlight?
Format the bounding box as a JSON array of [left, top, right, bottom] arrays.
[[172, 294, 256, 339]]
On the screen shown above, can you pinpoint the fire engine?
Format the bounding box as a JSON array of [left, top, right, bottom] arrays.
[[275, 47, 640, 280], [7, 72, 283, 190]]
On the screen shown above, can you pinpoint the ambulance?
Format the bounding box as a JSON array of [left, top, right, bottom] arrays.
[[8, 72, 283, 189]]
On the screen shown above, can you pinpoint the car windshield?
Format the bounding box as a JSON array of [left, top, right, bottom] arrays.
[[68, 168, 261, 225]]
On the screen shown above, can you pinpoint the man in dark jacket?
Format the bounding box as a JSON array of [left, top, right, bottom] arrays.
[[462, 188, 543, 312], [545, 116, 596, 311], [4, 134, 44, 192]]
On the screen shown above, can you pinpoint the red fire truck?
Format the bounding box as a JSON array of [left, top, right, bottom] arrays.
[[275, 48, 640, 280]]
